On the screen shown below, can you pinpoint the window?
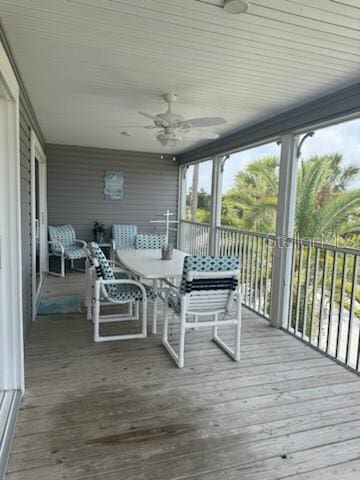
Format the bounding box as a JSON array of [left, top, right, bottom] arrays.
[[295, 117, 360, 245], [184, 160, 213, 223], [288, 117, 360, 357], [220, 141, 281, 233]]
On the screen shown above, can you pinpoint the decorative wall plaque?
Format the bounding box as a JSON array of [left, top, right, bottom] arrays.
[[104, 170, 124, 200]]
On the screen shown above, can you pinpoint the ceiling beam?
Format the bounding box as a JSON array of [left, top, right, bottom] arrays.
[[178, 81, 360, 164]]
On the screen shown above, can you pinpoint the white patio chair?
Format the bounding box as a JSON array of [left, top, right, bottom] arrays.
[[85, 253, 134, 322], [163, 255, 241, 368], [48, 224, 87, 277], [88, 242, 156, 342], [110, 224, 137, 261]]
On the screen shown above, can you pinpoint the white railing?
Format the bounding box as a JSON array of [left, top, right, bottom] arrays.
[[286, 238, 360, 371], [179, 221, 274, 319], [179, 220, 360, 372], [179, 220, 210, 255], [216, 226, 275, 319]]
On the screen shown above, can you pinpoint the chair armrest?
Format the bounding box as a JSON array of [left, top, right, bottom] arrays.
[[114, 269, 133, 279], [108, 260, 136, 279], [75, 239, 87, 248], [48, 240, 64, 255], [95, 278, 147, 303], [111, 239, 116, 251], [108, 259, 122, 268]]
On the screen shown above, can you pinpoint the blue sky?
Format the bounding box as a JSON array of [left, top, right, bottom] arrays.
[[190, 117, 360, 193]]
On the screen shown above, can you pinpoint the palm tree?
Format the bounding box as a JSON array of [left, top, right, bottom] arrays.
[[222, 153, 360, 240], [221, 156, 278, 232], [295, 155, 360, 239]]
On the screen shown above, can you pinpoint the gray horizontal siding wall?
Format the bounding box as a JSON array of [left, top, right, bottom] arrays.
[[19, 95, 34, 340], [179, 82, 360, 164], [46, 144, 178, 243], [0, 24, 45, 340]]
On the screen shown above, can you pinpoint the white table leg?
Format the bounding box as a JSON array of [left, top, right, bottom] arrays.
[[152, 279, 158, 335]]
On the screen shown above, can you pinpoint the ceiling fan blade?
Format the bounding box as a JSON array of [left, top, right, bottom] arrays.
[[182, 117, 226, 128], [183, 128, 220, 140], [139, 111, 169, 128], [139, 111, 158, 121]]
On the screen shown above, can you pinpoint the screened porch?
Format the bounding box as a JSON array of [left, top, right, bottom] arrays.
[[0, 1, 360, 479]]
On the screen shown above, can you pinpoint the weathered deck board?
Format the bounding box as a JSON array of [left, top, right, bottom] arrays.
[[6, 273, 360, 479]]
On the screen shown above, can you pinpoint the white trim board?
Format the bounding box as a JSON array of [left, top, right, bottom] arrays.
[[30, 129, 47, 321], [0, 36, 24, 391], [0, 37, 24, 480]]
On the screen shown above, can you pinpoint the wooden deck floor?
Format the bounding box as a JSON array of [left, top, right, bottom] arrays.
[[6, 273, 360, 479]]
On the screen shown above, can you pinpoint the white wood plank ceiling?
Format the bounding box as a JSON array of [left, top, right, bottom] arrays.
[[0, 0, 359, 153]]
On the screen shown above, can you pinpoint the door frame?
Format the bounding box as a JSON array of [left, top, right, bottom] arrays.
[[0, 37, 24, 479], [30, 130, 47, 320]]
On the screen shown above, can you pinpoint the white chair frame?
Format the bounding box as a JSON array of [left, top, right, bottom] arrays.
[[163, 270, 241, 368], [49, 239, 87, 278], [85, 259, 150, 342]]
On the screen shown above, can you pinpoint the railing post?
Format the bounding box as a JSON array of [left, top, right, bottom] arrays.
[[270, 134, 298, 328], [209, 156, 223, 255]]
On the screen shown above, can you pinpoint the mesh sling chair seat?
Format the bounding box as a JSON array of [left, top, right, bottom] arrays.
[[88, 242, 156, 342], [163, 255, 241, 368], [135, 234, 167, 249], [48, 224, 87, 277]]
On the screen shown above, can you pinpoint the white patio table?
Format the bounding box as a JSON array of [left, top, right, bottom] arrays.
[[115, 248, 188, 335]]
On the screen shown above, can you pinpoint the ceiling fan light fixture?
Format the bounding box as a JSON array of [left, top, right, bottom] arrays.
[[223, 0, 248, 14]]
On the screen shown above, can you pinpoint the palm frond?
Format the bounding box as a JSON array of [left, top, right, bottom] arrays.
[[317, 189, 360, 236]]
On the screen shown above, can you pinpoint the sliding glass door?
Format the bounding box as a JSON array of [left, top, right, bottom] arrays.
[[31, 131, 47, 318]]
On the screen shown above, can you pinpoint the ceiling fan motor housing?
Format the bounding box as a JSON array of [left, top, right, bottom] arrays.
[[163, 93, 178, 104]]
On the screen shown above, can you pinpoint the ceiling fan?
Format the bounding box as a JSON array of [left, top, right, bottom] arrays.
[[109, 93, 226, 148]]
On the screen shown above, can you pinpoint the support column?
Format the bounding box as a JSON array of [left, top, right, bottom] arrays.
[[177, 165, 187, 248], [209, 156, 224, 255], [270, 134, 298, 328]]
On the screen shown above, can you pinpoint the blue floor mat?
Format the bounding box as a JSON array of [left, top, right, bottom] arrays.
[[38, 295, 81, 315]]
